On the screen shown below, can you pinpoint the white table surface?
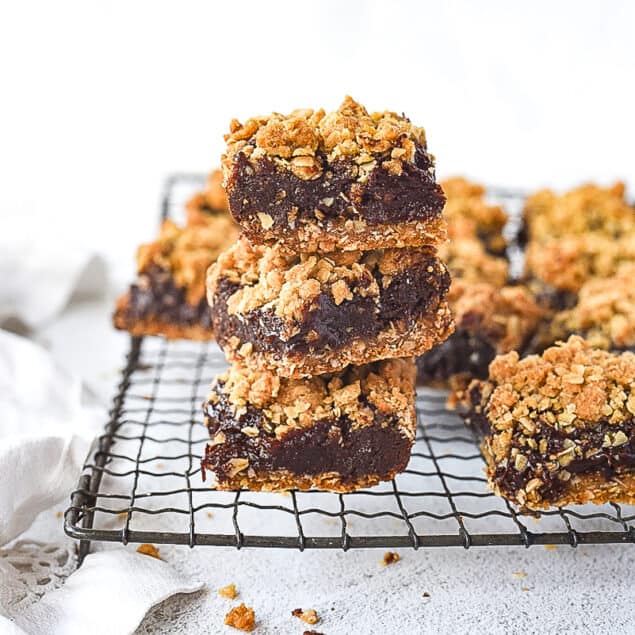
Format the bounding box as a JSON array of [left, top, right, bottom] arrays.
[[32, 294, 635, 635]]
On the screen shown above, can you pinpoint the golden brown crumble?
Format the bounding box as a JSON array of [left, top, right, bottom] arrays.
[[470, 336, 635, 508], [442, 177, 508, 254], [292, 608, 319, 625], [440, 237, 508, 288], [525, 232, 635, 293], [223, 96, 428, 182], [136, 543, 161, 559], [523, 182, 634, 242], [208, 236, 445, 323], [381, 551, 401, 566], [224, 603, 255, 631], [207, 358, 416, 440], [549, 266, 635, 350], [218, 583, 238, 599], [186, 169, 229, 224], [137, 217, 239, 305], [449, 281, 544, 353]]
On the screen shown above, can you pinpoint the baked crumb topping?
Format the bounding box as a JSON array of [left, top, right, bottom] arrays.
[[224, 604, 255, 631], [186, 169, 228, 220], [137, 218, 239, 305], [207, 358, 416, 438], [440, 236, 508, 288], [525, 232, 635, 293], [523, 182, 634, 241], [136, 543, 161, 559], [207, 236, 445, 321], [551, 266, 635, 350], [442, 177, 508, 253], [223, 96, 429, 182], [476, 336, 635, 431], [449, 281, 544, 352]]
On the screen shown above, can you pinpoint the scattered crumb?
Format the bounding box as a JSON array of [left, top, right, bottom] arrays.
[[512, 572, 527, 578], [544, 544, 558, 550], [136, 543, 161, 559], [422, 591, 431, 599], [118, 511, 128, 520], [156, 463, 165, 470], [206, 511, 214, 519], [224, 603, 255, 631], [292, 608, 319, 625], [522, 587, 530, 592], [219, 583, 238, 599], [381, 552, 400, 566], [142, 394, 152, 400], [56, 511, 63, 519], [303, 631, 325, 635], [278, 491, 291, 497]]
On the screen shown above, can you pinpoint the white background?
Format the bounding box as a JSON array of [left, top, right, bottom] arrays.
[[2, 0, 635, 284]]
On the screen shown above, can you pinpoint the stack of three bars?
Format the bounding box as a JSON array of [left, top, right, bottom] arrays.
[[201, 97, 455, 492]]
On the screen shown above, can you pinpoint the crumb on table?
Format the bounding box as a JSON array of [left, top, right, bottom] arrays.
[[224, 603, 255, 631], [292, 608, 319, 625], [219, 583, 238, 599], [382, 551, 400, 566], [136, 543, 161, 559]]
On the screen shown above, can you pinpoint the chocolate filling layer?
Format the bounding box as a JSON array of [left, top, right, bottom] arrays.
[[125, 265, 212, 328], [227, 142, 445, 229], [211, 260, 450, 357], [202, 388, 411, 483], [467, 388, 635, 503]]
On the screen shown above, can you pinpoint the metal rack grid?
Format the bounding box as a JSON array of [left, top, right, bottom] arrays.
[[64, 175, 635, 562]]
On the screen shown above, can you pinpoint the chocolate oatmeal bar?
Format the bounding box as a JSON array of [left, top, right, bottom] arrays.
[[417, 281, 543, 389], [540, 267, 635, 353], [114, 217, 239, 340], [522, 182, 634, 244], [464, 336, 635, 510], [524, 232, 635, 310], [221, 96, 447, 253], [442, 177, 508, 256], [207, 237, 453, 378], [201, 358, 417, 492], [186, 169, 229, 225]]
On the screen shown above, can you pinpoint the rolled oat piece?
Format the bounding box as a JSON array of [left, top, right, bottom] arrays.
[[201, 358, 417, 492], [463, 336, 635, 510], [207, 237, 453, 378], [221, 96, 447, 253], [114, 217, 239, 340]]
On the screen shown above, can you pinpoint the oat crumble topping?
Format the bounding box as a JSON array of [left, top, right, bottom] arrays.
[[440, 237, 508, 288], [449, 281, 544, 353], [381, 551, 400, 566], [208, 236, 446, 322], [223, 96, 429, 182], [136, 543, 161, 559], [208, 358, 416, 439], [218, 583, 238, 599], [186, 168, 228, 219], [525, 232, 635, 293], [523, 182, 634, 241], [292, 608, 319, 625]]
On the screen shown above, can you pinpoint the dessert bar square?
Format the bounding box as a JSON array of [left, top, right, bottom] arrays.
[[207, 237, 453, 378], [417, 281, 543, 389], [539, 266, 635, 353], [114, 217, 239, 340], [442, 177, 508, 257], [201, 358, 417, 492], [221, 96, 447, 253], [463, 336, 635, 510], [186, 169, 229, 225]]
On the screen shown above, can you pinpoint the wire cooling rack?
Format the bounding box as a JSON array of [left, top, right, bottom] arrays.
[[65, 175, 635, 562]]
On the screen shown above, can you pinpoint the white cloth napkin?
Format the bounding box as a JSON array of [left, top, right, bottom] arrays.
[[0, 234, 108, 331], [0, 246, 205, 633], [4, 551, 204, 635]]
